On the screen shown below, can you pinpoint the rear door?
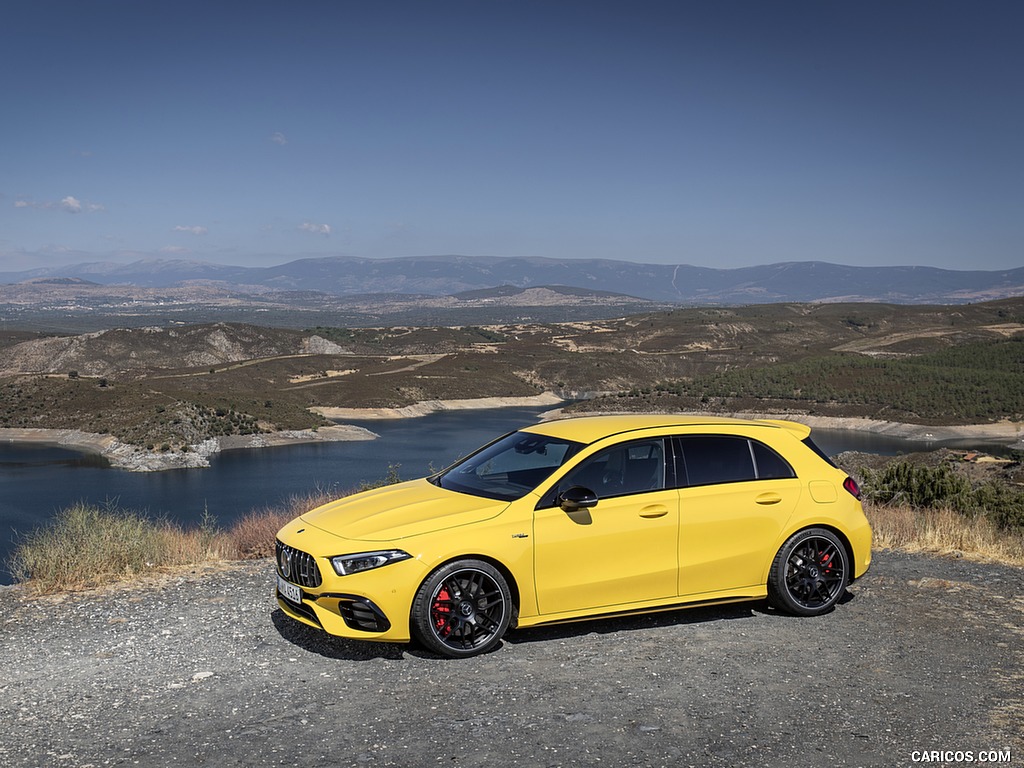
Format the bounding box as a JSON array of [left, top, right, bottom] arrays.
[[675, 435, 801, 596]]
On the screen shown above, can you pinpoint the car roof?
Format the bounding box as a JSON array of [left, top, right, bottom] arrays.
[[521, 413, 812, 445]]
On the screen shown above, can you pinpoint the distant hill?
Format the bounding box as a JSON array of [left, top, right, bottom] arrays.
[[452, 284, 640, 301], [19, 277, 101, 286], [2, 255, 1022, 304]]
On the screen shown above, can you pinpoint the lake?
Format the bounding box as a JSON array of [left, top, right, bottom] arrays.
[[0, 406, 1010, 583]]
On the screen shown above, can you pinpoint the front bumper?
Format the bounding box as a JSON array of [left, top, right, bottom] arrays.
[[274, 541, 428, 643], [277, 587, 393, 634]]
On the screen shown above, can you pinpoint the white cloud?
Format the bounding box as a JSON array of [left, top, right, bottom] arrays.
[[299, 221, 331, 236], [173, 225, 208, 235], [271, 131, 288, 145], [14, 196, 104, 213]]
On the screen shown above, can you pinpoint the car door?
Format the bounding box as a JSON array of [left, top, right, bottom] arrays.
[[532, 438, 679, 615], [675, 435, 801, 597]]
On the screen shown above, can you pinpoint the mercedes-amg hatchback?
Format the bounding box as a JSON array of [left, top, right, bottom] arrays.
[[276, 415, 871, 657]]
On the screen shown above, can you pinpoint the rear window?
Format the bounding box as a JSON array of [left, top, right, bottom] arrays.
[[802, 436, 838, 468]]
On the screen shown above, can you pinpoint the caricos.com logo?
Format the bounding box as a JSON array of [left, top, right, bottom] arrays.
[[911, 750, 1012, 764]]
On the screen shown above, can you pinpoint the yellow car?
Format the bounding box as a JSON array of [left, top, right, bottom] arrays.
[[276, 414, 871, 657]]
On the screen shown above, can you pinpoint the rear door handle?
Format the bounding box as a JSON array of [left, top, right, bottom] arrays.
[[755, 493, 783, 505], [639, 505, 669, 518]]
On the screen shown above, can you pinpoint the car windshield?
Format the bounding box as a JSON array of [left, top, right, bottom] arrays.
[[434, 431, 584, 501]]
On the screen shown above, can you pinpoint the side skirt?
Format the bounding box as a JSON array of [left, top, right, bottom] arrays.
[[517, 593, 764, 629]]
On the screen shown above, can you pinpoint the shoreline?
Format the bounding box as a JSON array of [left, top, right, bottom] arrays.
[[540, 408, 1024, 447], [2, 396, 1021, 471], [0, 424, 378, 472], [749, 412, 1023, 445], [319, 395, 1024, 448], [310, 392, 565, 420]]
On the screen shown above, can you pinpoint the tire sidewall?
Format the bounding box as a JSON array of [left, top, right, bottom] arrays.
[[768, 527, 849, 616], [411, 559, 512, 658]]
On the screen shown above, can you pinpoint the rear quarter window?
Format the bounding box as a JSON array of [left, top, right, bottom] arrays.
[[751, 441, 796, 479]]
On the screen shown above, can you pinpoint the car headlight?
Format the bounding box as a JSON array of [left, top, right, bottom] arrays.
[[330, 550, 411, 576]]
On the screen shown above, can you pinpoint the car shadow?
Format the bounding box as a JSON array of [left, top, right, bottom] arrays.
[[270, 608, 407, 661], [503, 600, 760, 648], [753, 588, 856, 618], [507, 589, 857, 647], [272, 591, 857, 660]]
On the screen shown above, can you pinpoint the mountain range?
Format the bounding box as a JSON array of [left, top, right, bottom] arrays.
[[3, 255, 1023, 304]]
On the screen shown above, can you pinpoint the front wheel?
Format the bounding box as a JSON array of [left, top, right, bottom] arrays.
[[411, 559, 513, 658], [768, 528, 849, 616]]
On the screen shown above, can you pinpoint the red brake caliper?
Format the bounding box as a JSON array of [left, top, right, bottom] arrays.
[[433, 587, 452, 636]]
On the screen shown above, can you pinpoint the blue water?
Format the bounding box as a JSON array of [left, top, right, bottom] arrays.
[[0, 406, 552, 582], [0, 407, 1012, 583]]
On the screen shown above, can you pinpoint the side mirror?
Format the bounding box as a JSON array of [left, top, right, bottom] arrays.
[[558, 486, 598, 512]]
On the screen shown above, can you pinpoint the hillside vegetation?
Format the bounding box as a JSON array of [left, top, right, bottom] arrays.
[[0, 297, 1022, 453], [599, 336, 1024, 424]]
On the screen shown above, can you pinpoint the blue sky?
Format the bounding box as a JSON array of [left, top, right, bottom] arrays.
[[2, 0, 1022, 272]]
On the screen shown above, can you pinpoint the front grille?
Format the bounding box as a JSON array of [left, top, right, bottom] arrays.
[[276, 540, 322, 588]]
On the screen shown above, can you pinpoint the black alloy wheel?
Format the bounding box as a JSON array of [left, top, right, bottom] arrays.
[[411, 559, 513, 658], [768, 527, 850, 616]]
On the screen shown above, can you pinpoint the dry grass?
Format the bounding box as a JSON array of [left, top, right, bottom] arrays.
[[8, 503, 233, 595], [225, 488, 337, 559], [866, 501, 1024, 566], [11, 492, 1024, 596], [8, 490, 344, 595]]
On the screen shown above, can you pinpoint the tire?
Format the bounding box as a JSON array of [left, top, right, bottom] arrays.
[[411, 559, 513, 658], [767, 528, 849, 616]]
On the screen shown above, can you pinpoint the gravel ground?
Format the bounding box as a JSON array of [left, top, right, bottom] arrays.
[[0, 550, 1020, 768]]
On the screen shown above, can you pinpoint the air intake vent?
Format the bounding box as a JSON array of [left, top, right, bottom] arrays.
[[339, 598, 391, 633]]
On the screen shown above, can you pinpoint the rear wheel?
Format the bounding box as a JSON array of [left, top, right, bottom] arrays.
[[411, 559, 512, 658], [768, 528, 849, 616]]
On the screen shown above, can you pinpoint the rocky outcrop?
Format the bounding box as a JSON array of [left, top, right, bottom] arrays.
[[0, 424, 378, 472]]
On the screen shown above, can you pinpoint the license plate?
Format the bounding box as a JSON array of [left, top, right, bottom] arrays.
[[277, 574, 303, 605]]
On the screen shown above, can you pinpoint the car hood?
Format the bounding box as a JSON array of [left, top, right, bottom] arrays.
[[300, 478, 509, 542]]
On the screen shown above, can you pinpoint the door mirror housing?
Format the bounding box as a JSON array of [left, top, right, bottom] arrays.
[[558, 486, 599, 512]]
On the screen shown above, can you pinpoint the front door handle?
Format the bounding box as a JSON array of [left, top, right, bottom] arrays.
[[639, 505, 669, 518], [756, 493, 783, 505]]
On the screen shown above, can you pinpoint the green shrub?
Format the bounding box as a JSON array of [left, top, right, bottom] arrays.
[[861, 462, 974, 511], [861, 461, 1024, 531]]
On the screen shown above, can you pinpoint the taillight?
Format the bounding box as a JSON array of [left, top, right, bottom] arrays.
[[843, 476, 861, 499]]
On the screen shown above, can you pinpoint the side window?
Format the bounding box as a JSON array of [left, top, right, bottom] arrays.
[[751, 440, 796, 479], [676, 436, 797, 487], [558, 439, 666, 500], [677, 436, 755, 486]]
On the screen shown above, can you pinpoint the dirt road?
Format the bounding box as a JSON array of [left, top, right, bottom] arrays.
[[1, 551, 1020, 767]]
